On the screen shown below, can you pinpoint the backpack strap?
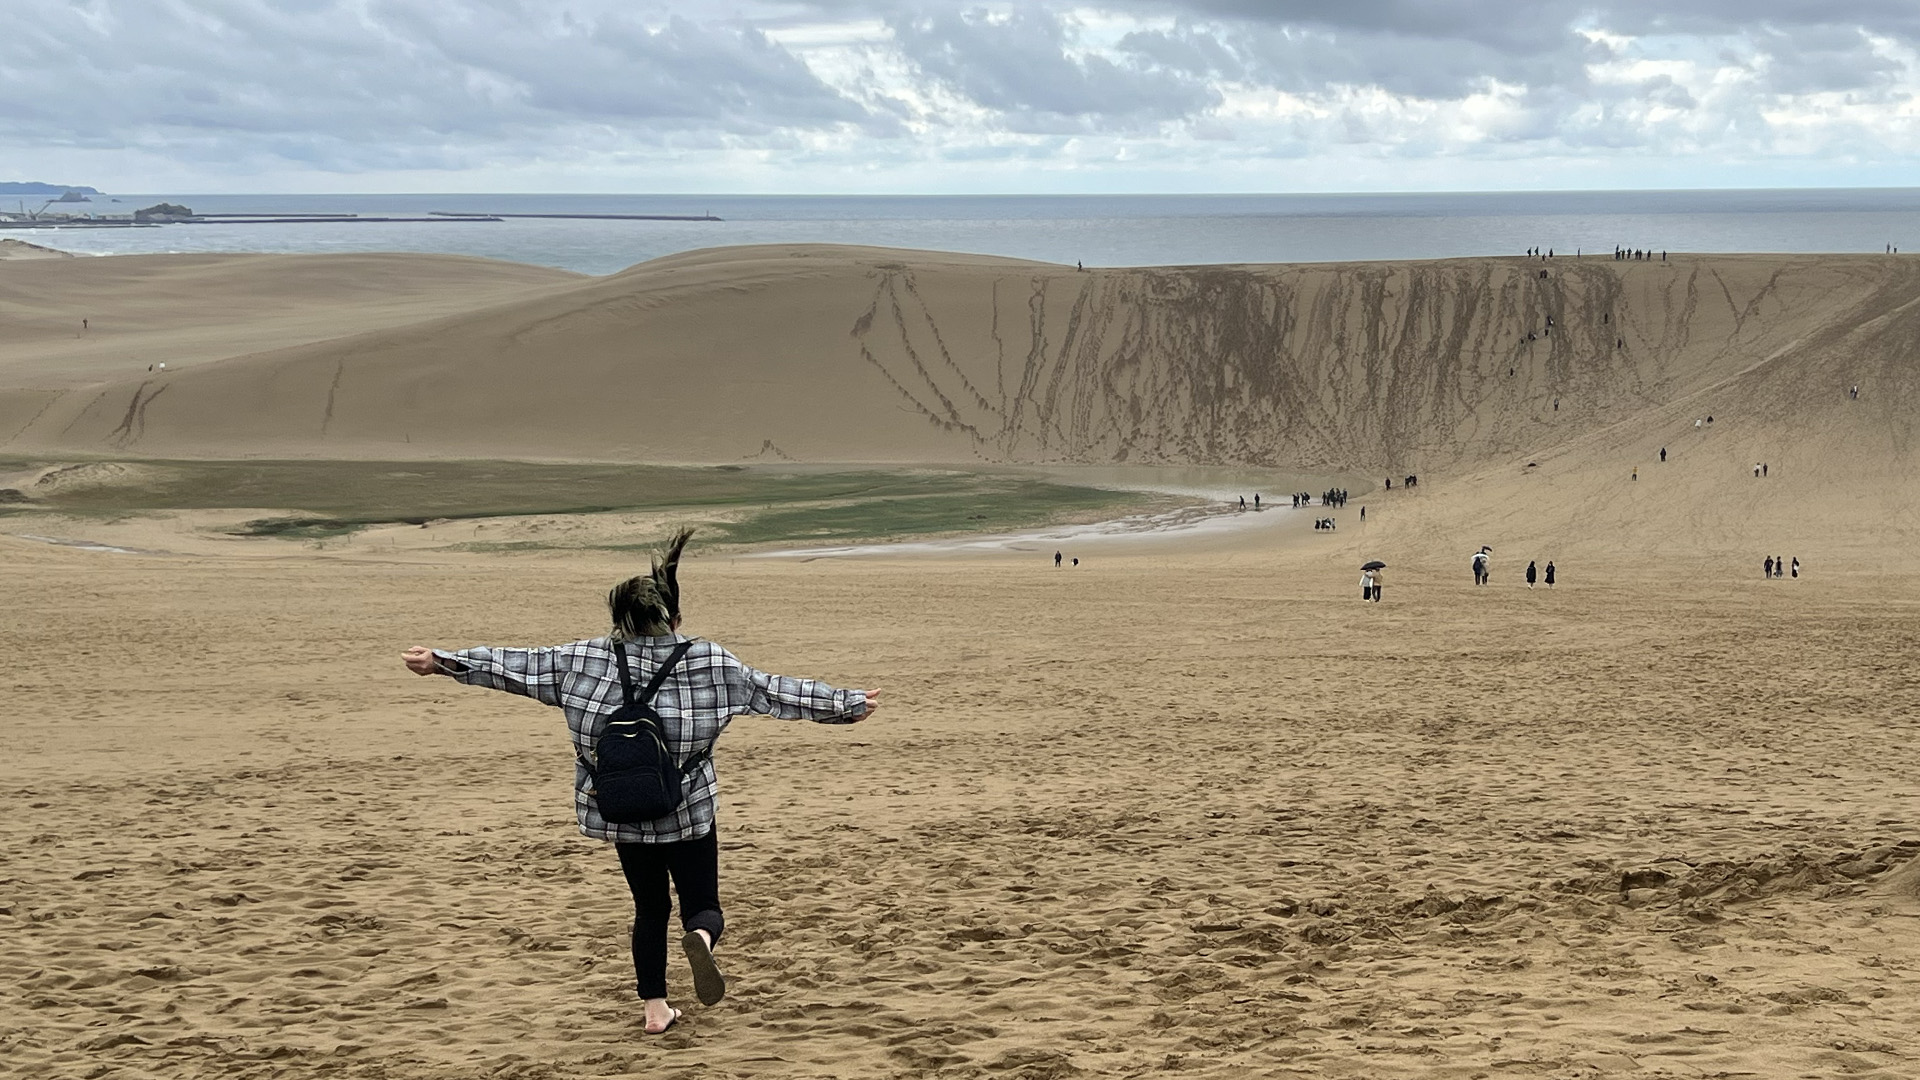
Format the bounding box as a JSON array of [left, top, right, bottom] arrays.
[[611, 640, 638, 705], [645, 641, 707, 770], [639, 639, 696, 706]]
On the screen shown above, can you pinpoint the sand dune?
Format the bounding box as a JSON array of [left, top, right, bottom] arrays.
[[0, 251, 580, 393], [5, 245, 1919, 559], [0, 247, 1905, 468], [6, 245, 1920, 1078], [5, 543, 1920, 1080], [0, 238, 73, 260]]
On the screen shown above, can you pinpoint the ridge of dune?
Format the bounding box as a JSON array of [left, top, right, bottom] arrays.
[[0, 251, 583, 390], [0, 237, 74, 260]]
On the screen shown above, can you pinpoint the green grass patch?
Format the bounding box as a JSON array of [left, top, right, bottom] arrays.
[[0, 456, 1168, 548], [5, 458, 982, 518], [709, 483, 1135, 546]]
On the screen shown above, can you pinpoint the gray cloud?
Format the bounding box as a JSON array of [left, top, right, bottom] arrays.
[[887, 7, 1220, 131], [1117, 21, 1588, 100], [1125, 0, 1920, 39], [0, 0, 1915, 184], [0, 0, 886, 171]]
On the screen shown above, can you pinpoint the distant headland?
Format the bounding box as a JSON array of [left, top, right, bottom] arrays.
[[0, 192, 722, 230], [1, 182, 101, 197]]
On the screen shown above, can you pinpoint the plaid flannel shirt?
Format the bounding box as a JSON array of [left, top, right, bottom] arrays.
[[434, 635, 865, 843]]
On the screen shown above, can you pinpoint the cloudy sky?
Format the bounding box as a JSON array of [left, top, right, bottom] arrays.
[[6, 0, 1918, 193]]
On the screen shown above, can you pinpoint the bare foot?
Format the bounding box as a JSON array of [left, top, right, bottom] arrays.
[[643, 999, 681, 1034]]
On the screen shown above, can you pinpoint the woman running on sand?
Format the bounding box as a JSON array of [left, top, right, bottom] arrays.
[[401, 530, 879, 1035]]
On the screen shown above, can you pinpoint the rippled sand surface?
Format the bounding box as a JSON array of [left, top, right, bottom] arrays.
[[6, 540, 1919, 1080]]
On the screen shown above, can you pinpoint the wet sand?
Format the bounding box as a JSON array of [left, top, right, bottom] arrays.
[[5, 540, 1920, 1080]]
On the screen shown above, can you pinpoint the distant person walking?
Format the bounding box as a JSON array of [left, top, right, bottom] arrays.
[[1054, 550, 1062, 569], [1526, 561, 1537, 589], [1369, 568, 1383, 603], [1774, 555, 1784, 579], [400, 530, 880, 1035], [1544, 561, 1555, 589], [1660, 447, 1667, 463], [1472, 548, 1491, 586], [1361, 568, 1375, 601], [1765, 555, 1775, 578], [1791, 557, 1799, 579]]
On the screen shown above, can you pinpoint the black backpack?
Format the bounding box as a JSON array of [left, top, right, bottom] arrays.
[[583, 640, 707, 824]]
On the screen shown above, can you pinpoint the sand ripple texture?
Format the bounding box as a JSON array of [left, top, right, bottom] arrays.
[[5, 548, 1920, 1079]]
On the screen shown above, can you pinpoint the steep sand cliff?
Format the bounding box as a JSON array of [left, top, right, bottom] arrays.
[[4, 247, 1908, 468], [4, 245, 1918, 555]]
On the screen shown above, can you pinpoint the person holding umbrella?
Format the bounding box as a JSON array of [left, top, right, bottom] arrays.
[[1472, 547, 1491, 586], [1361, 560, 1386, 601]]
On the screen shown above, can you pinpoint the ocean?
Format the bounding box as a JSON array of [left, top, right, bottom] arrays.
[[15, 189, 1920, 275]]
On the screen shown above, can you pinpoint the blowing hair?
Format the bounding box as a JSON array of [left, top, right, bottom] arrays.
[[608, 528, 694, 641]]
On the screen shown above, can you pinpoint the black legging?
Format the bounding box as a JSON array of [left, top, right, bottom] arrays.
[[616, 831, 725, 1000]]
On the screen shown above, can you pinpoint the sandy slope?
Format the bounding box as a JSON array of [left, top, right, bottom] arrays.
[[1, 247, 1910, 470], [0, 252, 580, 393], [6, 246, 1920, 1078], [4, 541, 1920, 1080], [0, 238, 74, 260], [4, 246, 1919, 561]]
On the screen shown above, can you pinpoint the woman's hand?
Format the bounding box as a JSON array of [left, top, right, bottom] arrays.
[[857, 689, 882, 719], [402, 646, 443, 676]]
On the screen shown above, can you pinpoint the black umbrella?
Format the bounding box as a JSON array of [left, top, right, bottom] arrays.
[[1361, 560, 1386, 571]]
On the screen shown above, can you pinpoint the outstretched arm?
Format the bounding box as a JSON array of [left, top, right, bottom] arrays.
[[401, 644, 565, 707], [739, 661, 880, 724]]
